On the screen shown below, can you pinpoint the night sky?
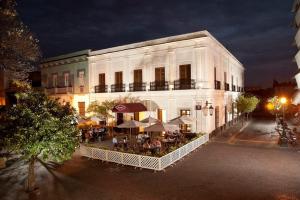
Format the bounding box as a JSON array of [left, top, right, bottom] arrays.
[[17, 0, 297, 87]]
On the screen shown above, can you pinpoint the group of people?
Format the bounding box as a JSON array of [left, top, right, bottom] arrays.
[[112, 136, 129, 150], [142, 138, 162, 154], [80, 127, 108, 143]]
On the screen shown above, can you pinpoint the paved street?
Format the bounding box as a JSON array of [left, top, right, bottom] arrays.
[[1, 118, 300, 200]]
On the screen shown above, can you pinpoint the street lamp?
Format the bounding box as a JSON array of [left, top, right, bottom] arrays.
[[280, 97, 287, 105], [203, 101, 214, 116], [279, 97, 287, 121]]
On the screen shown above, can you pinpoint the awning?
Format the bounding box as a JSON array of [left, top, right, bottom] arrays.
[[112, 103, 147, 113]]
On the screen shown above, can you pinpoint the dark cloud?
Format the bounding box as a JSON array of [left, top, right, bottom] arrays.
[[17, 0, 297, 87]]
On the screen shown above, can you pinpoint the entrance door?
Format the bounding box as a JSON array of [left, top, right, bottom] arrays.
[[78, 102, 85, 116], [215, 106, 220, 129]]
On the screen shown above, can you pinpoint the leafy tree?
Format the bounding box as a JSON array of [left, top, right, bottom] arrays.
[[0, 0, 41, 81], [87, 100, 115, 125], [267, 96, 282, 115], [0, 90, 79, 192], [236, 94, 260, 120]]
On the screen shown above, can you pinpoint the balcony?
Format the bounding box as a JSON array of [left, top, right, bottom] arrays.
[[129, 82, 146, 92], [224, 83, 230, 91], [45, 85, 73, 95], [173, 79, 195, 90], [150, 81, 169, 91], [111, 84, 125, 92], [95, 85, 108, 93], [214, 80, 221, 90], [232, 85, 236, 92]]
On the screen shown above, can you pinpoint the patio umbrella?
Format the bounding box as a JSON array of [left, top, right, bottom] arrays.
[[117, 120, 146, 141], [140, 116, 159, 124], [144, 122, 179, 132], [168, 115, 195, 125], [90, 116, 104, 124]]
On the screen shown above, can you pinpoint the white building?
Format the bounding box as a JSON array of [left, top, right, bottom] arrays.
[[41, 30, 244, 135], [40, 50, 91, 115], [292, 1, 300, 104]]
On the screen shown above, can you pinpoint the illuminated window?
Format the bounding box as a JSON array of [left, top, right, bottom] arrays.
[[180, 109, 191, 132]]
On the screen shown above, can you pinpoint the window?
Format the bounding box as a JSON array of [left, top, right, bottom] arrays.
[[231, 75, 234, 85], [155, 67, 165, 82], [180, 109, 191, 132], [64, 72, 69, 87], [78, 102, 85, 116], [179, 64, 191, 80], [99, 73, 105, 85], [134, 69, 142, 83], [52, 74, 57, 87], [224, 72, 227, 83], [115, 71, 123, 84], [78, 70, 85, 86]]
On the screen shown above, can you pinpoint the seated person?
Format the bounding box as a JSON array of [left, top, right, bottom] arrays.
[[143, 140, 151, 150], [112, 136, 118, 149], [137, 133, 144, 144], [123, 137, 128, 149]]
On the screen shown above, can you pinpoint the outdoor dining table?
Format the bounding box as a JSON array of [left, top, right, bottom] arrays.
[[161, 138, 176, 149]]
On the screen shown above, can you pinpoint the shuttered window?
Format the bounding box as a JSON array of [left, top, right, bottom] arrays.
[[99, 73, 105, 85], [115, 71, 123, 84], [155, 67, 165, 82], [134, 69, 142, 83], [179, 64, 191, 80]]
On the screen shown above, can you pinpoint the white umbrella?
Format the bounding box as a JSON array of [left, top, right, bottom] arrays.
[[90, 116, 104, 124], [144, 122, 179, 132], [168, 115, 195, 125], [117, 120, 146, 141], [140, 116, 159, 124]]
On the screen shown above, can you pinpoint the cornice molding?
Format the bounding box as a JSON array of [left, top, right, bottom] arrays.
[[40, 55, 88, 68]]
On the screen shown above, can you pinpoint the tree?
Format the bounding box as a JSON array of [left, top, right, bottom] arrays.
[[0, 90, 79, 192], [0, 0, 41, 81], [236, 94, 260, 121]]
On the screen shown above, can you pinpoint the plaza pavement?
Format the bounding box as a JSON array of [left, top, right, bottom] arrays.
[[1, 118, 300, 200]]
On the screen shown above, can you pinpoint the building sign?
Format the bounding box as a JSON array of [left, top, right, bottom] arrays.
[[115, 104, 127, 112]]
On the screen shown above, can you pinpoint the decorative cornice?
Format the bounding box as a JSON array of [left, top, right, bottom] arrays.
[[40, 55, 88, 68]]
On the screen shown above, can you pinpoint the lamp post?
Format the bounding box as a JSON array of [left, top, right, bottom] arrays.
[[279, 97, 287, 121], [203, 101, 214, 117]]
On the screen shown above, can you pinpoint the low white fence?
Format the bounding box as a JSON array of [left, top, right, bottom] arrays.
[[80, 133, 209, 171]]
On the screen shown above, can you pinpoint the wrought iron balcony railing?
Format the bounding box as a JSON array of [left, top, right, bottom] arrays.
[[173, 79, 195, 90], [150, 81, 169, 91], [95, 85, 108, 93], [111, 84, 125, 92], [232, 85, 236, 92], [129, 82, 146, 92], [224, 83, 230, 91], [46, 85, 73, 94], [214, 80, 221, 90]]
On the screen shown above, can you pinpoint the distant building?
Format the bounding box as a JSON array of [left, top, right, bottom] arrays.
[[41, 31, 244, 134], [0, 70, 41, 105]]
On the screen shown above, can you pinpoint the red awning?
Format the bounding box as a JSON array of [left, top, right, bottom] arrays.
[[112, 103, 147, 113]]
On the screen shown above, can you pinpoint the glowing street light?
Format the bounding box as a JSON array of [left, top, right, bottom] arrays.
[[266, 102, 274, 111], [280, 97, 287, 105]]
